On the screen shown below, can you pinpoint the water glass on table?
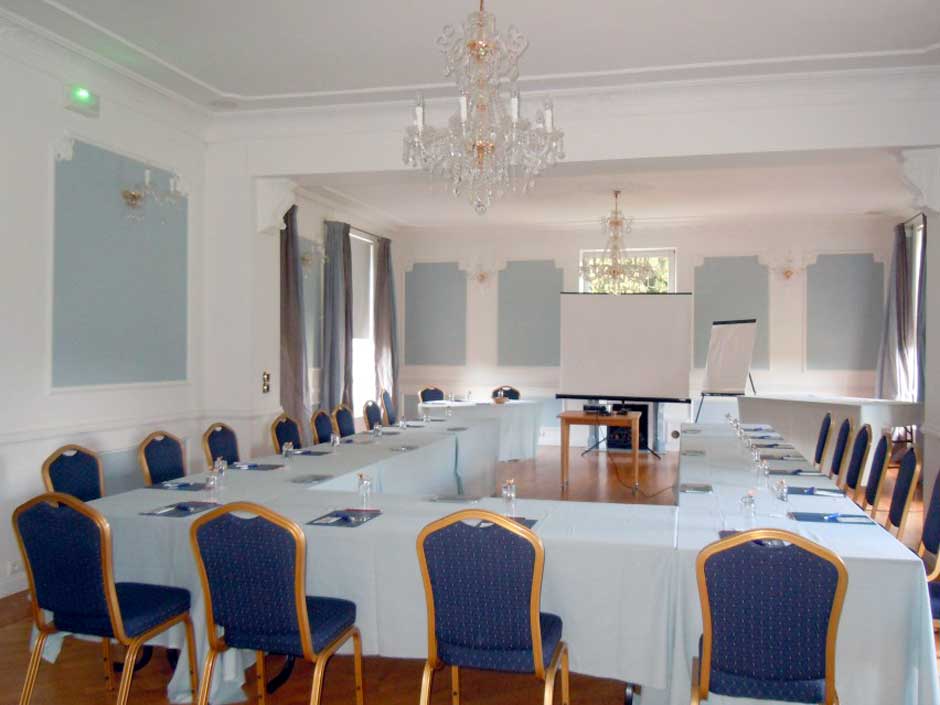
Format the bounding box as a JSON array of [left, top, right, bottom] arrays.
[[501, 479, 517, 518], [358, 473, 373, 510], [282, 441, 294, 461], [331, 433, 341, 447]]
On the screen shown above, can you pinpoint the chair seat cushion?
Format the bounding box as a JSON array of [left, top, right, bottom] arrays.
[[54, 582, 190, 639], [699, 636, 825, 704], [928, 581, 940, 619], [437, 612, 562, 673], [224, 596, 356, 656]]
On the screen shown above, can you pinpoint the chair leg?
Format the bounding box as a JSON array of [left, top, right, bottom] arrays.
[[543, 642, 563, 705], [256, 652, 267, 705], [690, 656, 701, 705], [196, 648, 220, 705], [102, 639, 115, 692], [115, 639, 143, 705], [561, 643, 570, 705], [183, 616, 199, 700], [308, 654, 329, 705], [451, 665, 460, 705], [419, 661, 435, 705], [17, 630, 48, 705], [352, 627, 364, 705]]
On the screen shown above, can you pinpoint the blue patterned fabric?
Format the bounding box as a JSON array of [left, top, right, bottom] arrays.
[[142, 435, 185, 485], [928, 582, 940, 620], [274, 417, 302, 452], [701, 540, 838, 703], [420, 387, 444, 403], [312, 412, 333, 444], [335, 407, 355, 437], [382, 390, 398, 425], [421, 520, 560, 673], [829, 420, 850, 478], [206, 426, 239, 464], [864, 436, 890, 508], [364, 402, 382, 430], [226, 596, 356, 654], [47, 449, 101, 501], [492, 386, 521, 400], [888, 448, 918, 528], [814, 414, 832, 466], [842, 426, 870, 491], [56, 583, 190, 638], [921, 471, 940, 555]]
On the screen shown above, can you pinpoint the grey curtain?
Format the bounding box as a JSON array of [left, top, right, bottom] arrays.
[[321, 221, 353, 410], [876, 218, 926, 402], [374, 237, 400, 408], [279, 206, 311, 444]]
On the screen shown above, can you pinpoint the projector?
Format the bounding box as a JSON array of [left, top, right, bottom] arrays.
[[583, 404, 608, 415]]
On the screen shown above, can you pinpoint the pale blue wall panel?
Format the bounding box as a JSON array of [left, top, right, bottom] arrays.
[[52, 141, 188, 386], [498, 260, 563, 366], [100, 448, 145, 495], [806, 253, 884, 370], [405, 262, 466, 365]]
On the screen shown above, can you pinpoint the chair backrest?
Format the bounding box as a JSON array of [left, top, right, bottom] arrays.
[[814, 413, 832, 468], [13, 493, 125, 640], [492, 385, 521, 400], [190, 503, 314, 659], [363, 401, 383, 430], [202, 423, 239, 468], [416, 510, 548, 677], [696, 529, 847, 705], [270, 414, 302, 454], [841, 424, 871, 492], [920, 472, 940, 580], [828, 419, 852, 479], [138, 431, 186, 486], [886, 447, 921, 538], [42, 445, 104, 502], [863, 432, 892, 513], [381, 389, 398, 426], [419, 386, 444, 403], [333, 405, 356, 437], [311, 410, 334, 445]]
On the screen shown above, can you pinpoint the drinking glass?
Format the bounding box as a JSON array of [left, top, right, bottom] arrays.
[[330, 433, 341, 447], [448, 392, 455, 402], [398, 419, 407, 430], [467, 390, 473, 402], [501, 479, 517, 517], [422, 413, 431, 423], [282, 441, 294, 459], [374, 424, 383, 438], [739, 492, 757, 529], [358, 473, 373, 510], [446, 407, 454, 418]]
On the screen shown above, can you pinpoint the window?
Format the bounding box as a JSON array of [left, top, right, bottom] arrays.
[[578, 247, 676, 293], [350, 230, 376, 416]]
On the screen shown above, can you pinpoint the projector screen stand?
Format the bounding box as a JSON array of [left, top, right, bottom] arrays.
[[693, 374, 757, 422]]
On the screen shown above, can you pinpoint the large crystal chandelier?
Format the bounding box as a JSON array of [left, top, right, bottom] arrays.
[[403, 0, 565, 214], [580, 190, 657, 295]]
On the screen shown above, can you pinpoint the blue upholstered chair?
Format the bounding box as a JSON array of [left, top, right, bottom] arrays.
[[840, 424, 871, 495], [363, 401, 383, 430], [41, 445, 104, 502], [13, 493, 197, 705], [202, 422, 239, 468], [419, 386, 445, 403], [813, 413, 833, 470], [138, 431, 186, 487], [190, 503, 363, 705], [691, 529, 847, 705], [883, 447, 921, 543], [916, 473, 940, 628], [310, 410, 334, 445], [416, 510, 570, 705], [859, 432, 892, 515], [270, 414, 302, 454], [828, 419, 852, 482], [381, 389, 398, 426], [492, 385, 521, 400], [332, 405, 356, 438]]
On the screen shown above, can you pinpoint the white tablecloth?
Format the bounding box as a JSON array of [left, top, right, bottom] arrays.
[[418, 399, 541, 461]]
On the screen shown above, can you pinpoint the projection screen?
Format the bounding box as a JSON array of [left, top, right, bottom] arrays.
[[559, 293, 693, 400]]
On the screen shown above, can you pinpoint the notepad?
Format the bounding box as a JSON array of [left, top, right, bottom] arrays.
[[142, 501, 219, 518], [446, 426, 469, 432], [230, 463, 284, 471], [308, 509, 382, 527], [788, 512, 875, 525], [291, 474, 333, 485], [680, 483, 713, 494], [150, 481, 207, 491], [289, 449, 332, 457], [430, 495, 481, 503], [681, 450, 705, 457], [767, 468, 824, 476], [787, 487, 844, 497], [391, 445, 419, 452]]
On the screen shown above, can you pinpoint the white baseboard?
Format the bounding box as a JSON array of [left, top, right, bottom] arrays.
[[0, 574, 27, 599]]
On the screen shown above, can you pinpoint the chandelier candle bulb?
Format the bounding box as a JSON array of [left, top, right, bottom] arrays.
[[459, 94, 469, 124], [543, 100, 554, 132], [510, 90, 520, 123], [414, 97, 425, 132]]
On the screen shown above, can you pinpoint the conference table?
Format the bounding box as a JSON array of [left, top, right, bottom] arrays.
[[417, 398, 541, 461]]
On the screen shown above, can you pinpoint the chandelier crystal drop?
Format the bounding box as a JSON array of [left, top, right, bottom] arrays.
[[403, 0, 565, 214], [580, 190, 657, 295]]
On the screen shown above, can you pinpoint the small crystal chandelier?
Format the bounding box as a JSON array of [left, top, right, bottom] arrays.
[[581, 190, 657, 295], [403, 0, 565, 214]]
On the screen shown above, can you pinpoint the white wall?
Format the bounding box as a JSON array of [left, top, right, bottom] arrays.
[[923, 211, 940, 498], [0, 30, 208, 594]]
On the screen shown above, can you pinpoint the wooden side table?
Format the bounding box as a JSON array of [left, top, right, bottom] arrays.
[[558, 410, 642, 491]]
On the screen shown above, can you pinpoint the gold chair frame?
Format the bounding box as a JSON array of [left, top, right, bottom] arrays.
[[331, 404, 355, 437], [13, 493, 197, 705], [41, 444, 104, 498], [814, 412, 833, 471], [416, 509, 570, 705], [859, 431, 893, 515], [691, 529, 847, 705], [418, 386, 444, 404], [270, 413, 300, 455], [310, 410, 333, 445], [201, 422, 239, 469], [138, 431, 186, 487], [884, 447, 922, 543], [839, 424, 871, 494], [362, 401, 383, 430], [189, 502, 363, 705], [380, 388, 396, 426]]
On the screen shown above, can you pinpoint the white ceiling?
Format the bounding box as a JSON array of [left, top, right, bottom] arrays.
[[1, 0, 938, 110], [294, 150, 916, 229]]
